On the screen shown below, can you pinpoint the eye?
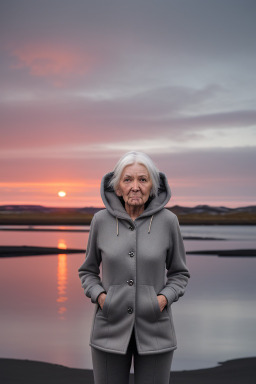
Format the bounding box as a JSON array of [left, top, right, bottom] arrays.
[[140, 178, 147, 182]]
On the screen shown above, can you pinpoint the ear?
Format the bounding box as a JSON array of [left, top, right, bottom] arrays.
[[116, 187, 122, 197]]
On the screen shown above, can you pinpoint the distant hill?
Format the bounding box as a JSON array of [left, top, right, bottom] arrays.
[[0, 205, 101, 215], [0, 204, 256, 225], [1, 204, 256, 215], [169, 204, 256, 215]]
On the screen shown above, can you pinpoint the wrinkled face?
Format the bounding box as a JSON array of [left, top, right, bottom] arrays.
[[116, 163, 153, 208]]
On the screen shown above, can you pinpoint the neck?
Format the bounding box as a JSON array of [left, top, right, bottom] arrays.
[[125, 203, 145, 221]]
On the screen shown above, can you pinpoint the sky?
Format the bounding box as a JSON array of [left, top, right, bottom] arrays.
[[0, 0, 256, 208]]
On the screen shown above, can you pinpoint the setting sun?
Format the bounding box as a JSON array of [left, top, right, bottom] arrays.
[[58, 191, 66, 197]]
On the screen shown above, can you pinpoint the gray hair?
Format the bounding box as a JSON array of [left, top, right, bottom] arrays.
[[109, 151, 160, 197]]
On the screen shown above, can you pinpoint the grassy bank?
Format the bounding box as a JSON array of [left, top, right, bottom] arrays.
[[1, 210, 256, 225], [0, 212, 93, 225], [176, 211, 256, 225]]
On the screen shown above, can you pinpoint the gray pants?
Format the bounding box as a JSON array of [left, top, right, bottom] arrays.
[[91, 328, 174, 384]]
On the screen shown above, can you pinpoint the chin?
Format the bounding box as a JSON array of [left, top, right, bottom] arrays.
[[129, 201, 144, 207]]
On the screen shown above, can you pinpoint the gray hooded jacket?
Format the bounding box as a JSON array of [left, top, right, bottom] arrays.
[[78, 171, 190, 355]]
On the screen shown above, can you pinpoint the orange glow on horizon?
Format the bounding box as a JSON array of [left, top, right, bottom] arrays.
[[0, 181, 253, 209], [0, 180, 101, 206]]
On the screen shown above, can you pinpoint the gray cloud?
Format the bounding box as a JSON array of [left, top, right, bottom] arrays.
[[1, 0, 256, 206], [1, 1, 256, 55], [1, 80, 255, 152]]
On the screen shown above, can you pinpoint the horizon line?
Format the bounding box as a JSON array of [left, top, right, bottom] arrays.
[[0, 203, 255, 209]]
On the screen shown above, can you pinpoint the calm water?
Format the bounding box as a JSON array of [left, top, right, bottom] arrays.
[[0, 225, 255, 371]]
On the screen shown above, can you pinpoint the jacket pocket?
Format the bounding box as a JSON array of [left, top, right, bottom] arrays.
[[99, 285, 116, 318], [136, 285, 177, 351], [149, 286, 162, 320], [136, 285, 161, 322]]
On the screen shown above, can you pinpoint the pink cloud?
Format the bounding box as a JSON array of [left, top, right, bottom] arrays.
[[10, 44, 96, 84]]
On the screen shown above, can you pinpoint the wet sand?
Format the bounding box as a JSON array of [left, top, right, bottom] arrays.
[[0, 357, 255, 384], [187, 249, 256, 257], [0, 245, 85, 257], [0, 227, 89, 232]]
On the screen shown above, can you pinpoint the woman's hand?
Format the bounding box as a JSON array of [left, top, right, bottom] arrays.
[[98, 292, 107, 309], [157, 294, 168, 312]]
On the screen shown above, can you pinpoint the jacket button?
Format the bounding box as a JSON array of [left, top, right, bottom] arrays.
[[127, 279, 134, 286], [129, 251, 134, 257], [129, 226, 134, 231], [127, 307, 133, 314]]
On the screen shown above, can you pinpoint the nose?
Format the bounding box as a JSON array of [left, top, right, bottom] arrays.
[[132, 179, 139, 191]]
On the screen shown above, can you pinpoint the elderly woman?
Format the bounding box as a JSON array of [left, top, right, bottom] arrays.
[[78, 151, 190, 384]]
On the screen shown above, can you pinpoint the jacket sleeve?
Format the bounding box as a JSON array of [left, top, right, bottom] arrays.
[[78, 214, 106, 304], [159, 214, 190, 306]]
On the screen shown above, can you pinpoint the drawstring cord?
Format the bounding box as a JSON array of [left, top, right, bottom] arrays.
[[148, 215, 154, 234], [116, 217, 119, 236], [116, 214, 153, 236]]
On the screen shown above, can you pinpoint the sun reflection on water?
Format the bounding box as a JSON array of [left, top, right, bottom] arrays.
[[57, 240, 68, 319]]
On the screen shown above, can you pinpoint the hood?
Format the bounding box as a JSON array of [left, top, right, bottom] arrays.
[[100, 171, 171, 223]]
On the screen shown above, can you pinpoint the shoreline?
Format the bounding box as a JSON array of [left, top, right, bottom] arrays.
[[0, 245, 85, 258], [187, 249, 256, 257], [0, 357, 255, 384], [1, 221, 256, 226], [0, 227, 90, 232], [1, 245, 255, 258]]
